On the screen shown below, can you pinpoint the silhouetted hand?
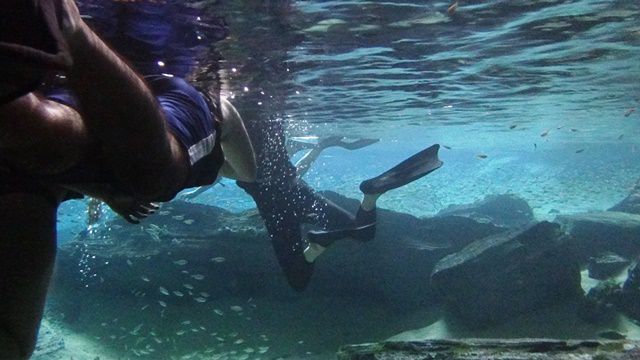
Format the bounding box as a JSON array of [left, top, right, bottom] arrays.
[[104, 194, 159, 224]]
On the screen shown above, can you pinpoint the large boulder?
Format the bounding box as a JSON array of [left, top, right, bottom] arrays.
[[431, 221, 582, 326], [337, 339, 640, 360], [436, 193, 534, 228], [587, 252, 630, 280], [555, 211, 640, 262], [609, 179, 640, 215]]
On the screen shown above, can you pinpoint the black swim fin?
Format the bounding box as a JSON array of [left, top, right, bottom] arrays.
[[307, 223, 376, 247], [359, 144, 443, 195]]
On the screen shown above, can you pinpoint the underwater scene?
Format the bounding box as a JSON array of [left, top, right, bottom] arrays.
[[26, 0, 640, 359]]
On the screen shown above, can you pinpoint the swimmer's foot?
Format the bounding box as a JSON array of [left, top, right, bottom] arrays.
[[334, 137, 379, 150], [359, 144, 443, 195], [303, 223, 376, 263], [289, 136, 379, 153], [317, 136, 379, 151]]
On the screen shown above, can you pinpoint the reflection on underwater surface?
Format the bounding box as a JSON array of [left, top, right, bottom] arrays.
[[44, 0, 640, 358]]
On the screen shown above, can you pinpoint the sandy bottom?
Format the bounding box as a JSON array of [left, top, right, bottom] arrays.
[[35, 269, 640, 360]]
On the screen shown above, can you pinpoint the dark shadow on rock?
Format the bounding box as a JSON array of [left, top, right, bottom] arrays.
[[430, 221, 582, 327]]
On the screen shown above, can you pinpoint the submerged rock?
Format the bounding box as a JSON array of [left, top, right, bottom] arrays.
[[337, 339, 640, 360], [619, 261, 640, 322], [609, 178, 640, 215], [556, 211, 640, 262], [579, 280, 622, 325], [436, 193, 534, 228], [431, 221, 581, 326], [588, 252, 630, 280]]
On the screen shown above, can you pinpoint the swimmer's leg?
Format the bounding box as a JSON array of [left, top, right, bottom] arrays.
[[1, 0, 187, 198], [237, 180, 313, 291], [60, 0, 188, 199], [0, 190, 62, 359], [301, 185, 378, 263], [304, 145, 443, 263]]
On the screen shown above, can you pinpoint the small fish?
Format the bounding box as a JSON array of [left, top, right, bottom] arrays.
[[234, 339, 245, 345], [509, 124, 517, 130], [183, 219, 195, 225], [214, 309, 224, 316], [244, 347, 255, 353], [159, 287, 170, 296], [211, 257, 226, 263], [258, 346, 270, 354], [447, 1, 458, 15], [183, 283, 194, 290], [194, 297, 207, 303], [624, 108, 636, 117], [131, 323, 143, 335], [141, 276, 150, 282], [540, 129, 549, 137], [442, 144, 452, 150], [477, 154, 488, 159], [618, 134, 624, 140], [216, 337, 225, 342], [176, 330, 186, 336], [191, 274, 205, 280], [570, 128, 578, 132], [173, 259, 188, 266], [200, 292, 210, 298], [575, 149, 584, 153], [126, 259, 133, 266], [158, 210, 170, 216], [158, 301, 167, 307], [172, 215, 185, 220], [173, 291, 184, 297], [182, 320, 191, 325], [230, 305, 243, 312]]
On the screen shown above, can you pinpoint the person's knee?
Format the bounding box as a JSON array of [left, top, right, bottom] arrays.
[[218, 98, 257, 182]]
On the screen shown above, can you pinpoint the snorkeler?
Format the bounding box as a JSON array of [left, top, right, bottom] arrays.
[[235, 103, 443, 290], [0, 0, 254, 357]]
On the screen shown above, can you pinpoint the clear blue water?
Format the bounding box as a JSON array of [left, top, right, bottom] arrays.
[[44, 0, 640, 358]]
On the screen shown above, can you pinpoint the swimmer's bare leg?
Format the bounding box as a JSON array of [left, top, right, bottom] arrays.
[[0, 191, 62, 359], [60, 0, 188, 198], [1, 0, 187, 198]]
